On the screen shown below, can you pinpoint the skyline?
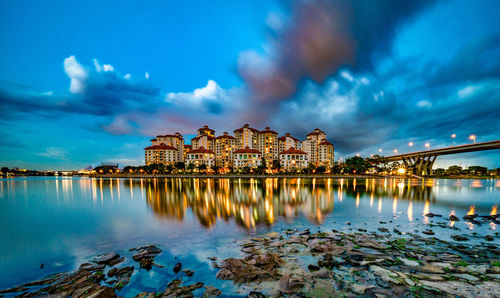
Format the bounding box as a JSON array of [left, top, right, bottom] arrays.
[[1, 0, 500, 170]]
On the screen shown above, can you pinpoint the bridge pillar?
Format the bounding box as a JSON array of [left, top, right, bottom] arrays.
[[412, 155, 437, 176]]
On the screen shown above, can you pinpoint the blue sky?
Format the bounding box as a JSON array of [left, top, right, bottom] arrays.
[[1, 0, 499, 170]]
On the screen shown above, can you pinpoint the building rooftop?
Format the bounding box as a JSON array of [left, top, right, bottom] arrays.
[[187, 147, 215, 154], [279, 147, 307, 155], [234, 123, 259, 133], [216, 132, 236, 139], [144, 144, 178, 151], [234, 146, 262, 154]]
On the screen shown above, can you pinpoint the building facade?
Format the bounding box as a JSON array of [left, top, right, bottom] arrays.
[[215, 132, 236, 168], [279, 148, 308, 170], [186, 147, 215, 168], [233, 147, 262, 169], [144, 125, 334, 170]]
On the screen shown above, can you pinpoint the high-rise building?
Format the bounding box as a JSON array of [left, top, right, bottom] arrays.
[[301, 128, 327, 166], [318, 140, 335, 169], [278, 133, 301, 153], [215, 132, 236, 168], [258, 127, 278, 167], [191, 125, 215, 151], [234, 124, 260, 149]]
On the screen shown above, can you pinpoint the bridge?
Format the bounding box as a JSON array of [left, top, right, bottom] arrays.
[[385, 140, 500, 176]]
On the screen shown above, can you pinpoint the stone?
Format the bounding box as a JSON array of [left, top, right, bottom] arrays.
[[369, 265, 401, 284], [92, 253, 120, 265], [399, 258, 419, 267], [422, 230, 435, 235], [420, 280, 500, 297], [248, 291, 266, 298], [131, 245, 162, 261], [449, 215, 460, 221], [454, 274, 480, 282], [203, 285, 222, 297], [278, 274, 305, 293], [415, 265, 445, 274], [451, 235, 469, 241], [182, 269, 194, 277], [79, 262, 106, 271], [173, 262, 182, 274]]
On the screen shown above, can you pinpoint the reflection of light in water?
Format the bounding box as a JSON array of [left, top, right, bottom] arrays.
[[397, 181, 405, 189], [491, 205, 497, 216], [467, 205, 475, 215], [378, 197, 382, 213], [408, 202, 413, 222], [466, 221, 474, 230], [370, 192, 374, 207], [423, 200, 429, 224], [110, 178, 114, 201], [449, 210, 456, 227], [393, 196, 397, 216], [496, 180, 500, 188], [491, 222, 496, 230], [129, 178, 133, 200], [471, 180, 482, 188], [356, 192, 360, 208], [353, 179, 356, 190]]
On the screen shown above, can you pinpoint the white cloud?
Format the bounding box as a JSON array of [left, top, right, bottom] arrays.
[[417, 100, 432, 108], [93, 58, 102, 72], [37, 147, 68, 160], [64, 56, 88, 94], [103, 64, 114, 72], [145, 72, 150, 79], [166, 80, 224, 104], [458, 85, 480, 98], [124, 73, 131, 80]]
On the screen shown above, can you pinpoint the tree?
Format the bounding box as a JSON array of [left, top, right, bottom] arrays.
[[174, 162, 185, 172], [344, 157, 368, 174], [255, 164, 267, 174], [306, 162, 317, 174], [186, 163, 195, 173], [316, 166, 326, 173], [1, 167, 10, 173], [446, 165, 463, 175], [198, 163, 207, 172], [272, 160, 281, 171], [241, 166, 251, 174], [468, 166, 487, 176], [433, 168, 446, 176]]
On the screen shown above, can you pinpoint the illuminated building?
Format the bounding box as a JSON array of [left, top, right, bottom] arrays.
[[145, 132, 184, 165], [186, 147, 215, 168], [234, 124, 260, 149], [191, 125, 215, 151], [215, 132, 236, 168], [278, 133, 301, 153], [233, 147, 262, 168], [318, 140, 335, 169], [301, 128, 334, 168], [279, 148, 308, 170], [183, 144, 191, 160], [258, 126, 278, 167]]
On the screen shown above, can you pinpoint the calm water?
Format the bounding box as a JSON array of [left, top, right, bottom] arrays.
[[1, 177, 499, 296]]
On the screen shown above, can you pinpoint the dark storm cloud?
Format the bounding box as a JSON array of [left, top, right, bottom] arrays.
[[239, 0, 436, 123]]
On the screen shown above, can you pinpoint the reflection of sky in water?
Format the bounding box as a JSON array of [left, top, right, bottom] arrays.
[[0, 177, 499, 292]]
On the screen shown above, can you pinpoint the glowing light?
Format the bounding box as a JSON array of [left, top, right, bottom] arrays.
[[491, 205, 497, 216], [449, 210, 456, 227], [423, 200, 429, 224], [408, 202, 413, 222], [408, 142, 414, 147], [397, 168, 406, 175], [467, 205, 475, 215], [425, 143, 430, 150], [356, 192, 360, 208], [469, 134, 476, 143], [393, 149, 398, 154], [378, 148, 382, 152]]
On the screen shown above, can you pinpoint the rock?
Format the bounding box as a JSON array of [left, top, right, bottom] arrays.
[[485, 235, 494, 241], [420, 280, 500, 297], [308, 264, 320, 271], [422, 230, 435, 235], [203, 285, 222, 297], [139, 258, 154, 270], [173, 262, 182, 274], [134, 292, 156, 298], [311, 269, 332, 279], [463, 214, 478, 220], [131, 245, 162, 261], [109, 256, 125, 266], [393, 228, 402, 235], [378, 228, 389, 233], [453, 274, 479, 282], [399, 258, 419, 267], [429, 262, 453, 270], [415, 265, 445, 274], [40, 264, 44, 269], [182, 269, 194, 277], [92, 252, 120, 265], [351, 283, 374, 294], [79, 262, 106, 271], [425, 213, 442, 217], [248, 291, 266, 298], [278, 274, 305, 293], [107, 267, 118, 277], [449, 215, 460, 221], [369, 265, 401, 284], [163, 279, 203, 297], [451, 235, 469, 241], [216, 254, 281, 283], [209, 256, 217, 261]]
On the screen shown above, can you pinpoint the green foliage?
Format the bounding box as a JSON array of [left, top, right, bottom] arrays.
[[455, 261, 468, 267], [343, 156, 368, 174]]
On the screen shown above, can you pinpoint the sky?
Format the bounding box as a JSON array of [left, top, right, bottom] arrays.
[[0, 0, 499, 170]]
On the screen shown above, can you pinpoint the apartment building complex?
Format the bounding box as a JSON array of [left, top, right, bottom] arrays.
[[144, 125, 334, 170]]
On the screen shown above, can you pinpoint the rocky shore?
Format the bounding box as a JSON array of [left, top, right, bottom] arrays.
[[1, 221, 499, 298]]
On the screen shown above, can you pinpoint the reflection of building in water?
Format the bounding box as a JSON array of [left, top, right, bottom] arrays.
[[113, 178, 450, 230]]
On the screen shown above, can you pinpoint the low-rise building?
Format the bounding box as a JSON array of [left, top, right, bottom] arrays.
[[144, 144, 179, 165], [186, 147, 215, 168], [279, 148, 308, 171], [233, 147, 262, 168]]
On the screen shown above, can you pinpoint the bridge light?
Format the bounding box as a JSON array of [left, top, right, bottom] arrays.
[[469, 134, 476, 144], [378, 148, 382, 153], [451, 134, 456, 146], [408, 142, 414, 147], [397, 168, 406, 175], [425, 143, 430, 150], [394, 149, 398, 154]]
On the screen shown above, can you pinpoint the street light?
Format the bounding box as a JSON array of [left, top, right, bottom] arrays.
[[425, 143, 430, 150], [394, 149, 398, 154], [378, 148, 382, 153], [451, 134, 456, 146], [408, 142, 413, 152], [469, 134, 476, 144]]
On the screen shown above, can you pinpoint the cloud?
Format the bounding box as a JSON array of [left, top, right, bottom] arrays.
[[64, 55, 88, 94], [37, 147, 68, 160]]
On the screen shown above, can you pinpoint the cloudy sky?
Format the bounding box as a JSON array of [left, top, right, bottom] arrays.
[[1, 0, 499, 170]]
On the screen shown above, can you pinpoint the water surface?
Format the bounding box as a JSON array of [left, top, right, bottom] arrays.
[[1, 177, 498, 296]]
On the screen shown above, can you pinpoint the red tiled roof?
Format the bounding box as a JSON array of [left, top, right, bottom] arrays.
[[306, 128, 325, 137], [260, 126, 278, 134], [191, 135, 215, 141], [234, 146, 261, 154], [144, 144, 178, 151], [279, 133, 300, 142], [279, 147, 306, 155], [319, 140, 334, 147], [156, 133, 183, 138], [150, 138, 157, 142], [234, 124, 259, 133], [216, 132, 236, 139], [184, 144, 191, 148], [197, 125, 215, 133], [187, 147, 215, 154]]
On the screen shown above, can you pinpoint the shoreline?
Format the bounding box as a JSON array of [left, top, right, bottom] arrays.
[[88, 174, 499, 179]]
